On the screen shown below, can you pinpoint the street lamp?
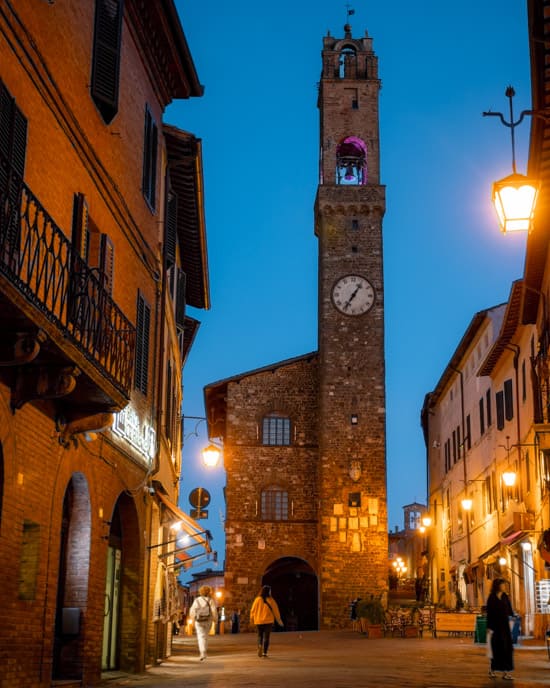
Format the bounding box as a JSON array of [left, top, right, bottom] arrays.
[[201, 443, 222, 468], [502, 470, 517, 488], [483, 86, 539, 234], [182, 415, 223, 468]]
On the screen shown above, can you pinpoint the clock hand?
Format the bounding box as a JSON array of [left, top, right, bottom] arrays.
[[344, 285, 361, 309]]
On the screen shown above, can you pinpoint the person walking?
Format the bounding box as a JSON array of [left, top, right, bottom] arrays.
[[189, 585, 218, 661], [249, 585, 283, 657], [486, 578, 514, 680]]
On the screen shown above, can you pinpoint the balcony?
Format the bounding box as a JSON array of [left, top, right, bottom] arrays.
[[0, 168, 135, 427]]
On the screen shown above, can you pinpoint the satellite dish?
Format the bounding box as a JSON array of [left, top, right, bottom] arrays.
[[189, 487, 211, 509]]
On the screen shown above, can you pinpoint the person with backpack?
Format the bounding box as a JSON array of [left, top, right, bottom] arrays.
[[190, 585, 218, 661], [249, 585, 283, 657]]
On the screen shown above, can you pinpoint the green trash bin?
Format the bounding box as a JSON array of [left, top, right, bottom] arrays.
[[475, 615, 487, 644]]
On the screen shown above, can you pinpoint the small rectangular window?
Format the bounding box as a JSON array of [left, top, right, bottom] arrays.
[[351, 219, 359, 230]]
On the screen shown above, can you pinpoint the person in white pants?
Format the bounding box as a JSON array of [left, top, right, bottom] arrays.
[[190, 585, 218, 661]]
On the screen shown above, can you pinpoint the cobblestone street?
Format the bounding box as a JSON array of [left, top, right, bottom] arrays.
[[98, 631, 550, 688]]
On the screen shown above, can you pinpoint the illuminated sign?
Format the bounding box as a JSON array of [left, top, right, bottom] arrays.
[[113, 405, 156, 462]]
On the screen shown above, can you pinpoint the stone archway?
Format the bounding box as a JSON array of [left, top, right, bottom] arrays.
[[262, 557, 318, 631], [53, 472, 91, 680]]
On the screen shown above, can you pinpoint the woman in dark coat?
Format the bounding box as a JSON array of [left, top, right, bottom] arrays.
[[486, 578, 514, 680]]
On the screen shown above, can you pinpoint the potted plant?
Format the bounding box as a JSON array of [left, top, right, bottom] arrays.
[[356, 597, 385, 638]]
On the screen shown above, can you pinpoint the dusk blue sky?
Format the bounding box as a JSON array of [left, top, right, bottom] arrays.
[[168, 1, 532, 578]]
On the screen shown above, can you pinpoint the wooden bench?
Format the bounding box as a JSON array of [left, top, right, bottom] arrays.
[[434, 612, 476, 638]]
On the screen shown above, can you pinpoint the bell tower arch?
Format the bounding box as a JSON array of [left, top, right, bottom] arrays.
[[315, 22, 388, 627]]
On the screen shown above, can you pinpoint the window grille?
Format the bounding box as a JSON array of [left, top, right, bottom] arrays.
[[262, 414, 291, 445], [261, 487, 288, 520]]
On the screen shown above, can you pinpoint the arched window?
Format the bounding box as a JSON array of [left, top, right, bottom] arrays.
[[336, 137, 367, 185], [261, 486, 288, 521], [262, 412, 291, 446], [339, 45, 356, 78]]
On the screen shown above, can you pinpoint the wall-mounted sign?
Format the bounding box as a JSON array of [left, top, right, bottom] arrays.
[[113, 405, 156, 462]]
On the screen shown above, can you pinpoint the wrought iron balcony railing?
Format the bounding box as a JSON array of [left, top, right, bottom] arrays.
[[0, 167, 135, 397]]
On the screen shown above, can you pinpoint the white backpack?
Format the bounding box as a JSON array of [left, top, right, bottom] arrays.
[[195, 597, 212, 622]]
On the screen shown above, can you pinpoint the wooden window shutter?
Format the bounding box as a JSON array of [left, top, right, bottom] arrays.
[[0, 80, 27, 258], [175, 269, 186, 329], [88, 231, 114, 293], [504, 379, 513, 421], [91, 0, 123, 124], [165, 360, 172, 438], [479, 398, 485, 435], [496, 390, 505, 430], [0, 80, 28, 178], [71, 193, 89, 260], [164, 186, 177, 267], [99, 233, 114, 294], [142, 106, 158, 209], [135, 292, 150, 395]]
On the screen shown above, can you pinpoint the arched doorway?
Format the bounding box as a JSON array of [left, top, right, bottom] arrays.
[[53, 473, 91, 680], [262, 557, 318, 631], [102, 492, 140, 672]]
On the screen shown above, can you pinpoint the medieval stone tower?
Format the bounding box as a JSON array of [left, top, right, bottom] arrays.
[[315, 23, 387, 625], [204, 22, 387, 629]]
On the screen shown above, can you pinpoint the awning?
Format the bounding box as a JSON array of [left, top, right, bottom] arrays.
[[155, 490, 212, 555], [500, 530, 524, 547]]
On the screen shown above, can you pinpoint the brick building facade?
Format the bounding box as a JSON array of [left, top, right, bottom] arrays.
[[204, 23, 388, 630], [0, 1, 210, 685]]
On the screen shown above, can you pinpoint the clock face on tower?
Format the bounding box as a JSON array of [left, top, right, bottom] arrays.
[[331, 274, 375, 316]]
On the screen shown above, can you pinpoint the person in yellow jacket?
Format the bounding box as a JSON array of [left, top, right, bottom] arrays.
[[249, 585, 283, 657]]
